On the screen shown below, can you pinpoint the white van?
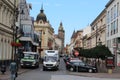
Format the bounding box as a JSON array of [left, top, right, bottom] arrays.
[[43, 50, 60, 71]]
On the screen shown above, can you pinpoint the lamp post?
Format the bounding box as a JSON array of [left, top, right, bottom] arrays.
[[11, 0, 19, 71], [13, 0, 17, 62], [38, 30, 45, 62]]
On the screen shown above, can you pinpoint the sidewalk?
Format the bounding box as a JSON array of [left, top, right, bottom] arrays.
[[69, 72, 120, 79], [68, 67, 120, 79], [0, 68, 30, 80]]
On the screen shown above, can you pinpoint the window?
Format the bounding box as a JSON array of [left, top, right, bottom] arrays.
[[111, 22, 113, 35], [107, 11, 110, 23], [113, 21, 115, 34], [107, 25, 109, 37], [111, 7, 113, 21], [117, 2, 119, 16], [23, 24, 32, 37], [114, 5, 117, 19]]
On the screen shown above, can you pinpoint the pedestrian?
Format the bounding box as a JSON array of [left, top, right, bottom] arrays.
[[10, 62, 17, 80]]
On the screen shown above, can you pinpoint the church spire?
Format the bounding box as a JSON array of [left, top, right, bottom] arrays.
[[71, 30, 76, 39], [40, 4, 44, 13], [60, 22, 62, 26], [59, 22, 64, 31]]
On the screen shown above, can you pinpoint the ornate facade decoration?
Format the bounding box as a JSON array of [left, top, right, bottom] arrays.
[[0, 0, 18, 65]]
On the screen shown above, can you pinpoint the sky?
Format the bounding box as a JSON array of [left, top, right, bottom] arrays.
[[27, 0, 110, 45]]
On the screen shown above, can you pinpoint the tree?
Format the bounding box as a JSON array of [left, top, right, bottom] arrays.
[[91, 45, 112, 60], [78, 45, 112, 60]]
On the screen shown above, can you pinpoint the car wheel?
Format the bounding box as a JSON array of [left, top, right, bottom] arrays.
[[69, 67, 74, 72], [88, 69, 93, 73]]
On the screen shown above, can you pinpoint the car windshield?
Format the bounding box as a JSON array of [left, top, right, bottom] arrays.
[[79, 62, 85, 66], [72, 62, 80, 66], [24, 54, 35, 59], [45, 56, 57, 62], [71, 61, 85, 66]]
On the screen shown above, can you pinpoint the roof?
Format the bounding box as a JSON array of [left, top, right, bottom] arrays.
[[36, 5, 47, 22], [105, 0, 114, 8]]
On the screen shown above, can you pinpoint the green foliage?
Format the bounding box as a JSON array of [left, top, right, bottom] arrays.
[[78, 45, 112, 60]]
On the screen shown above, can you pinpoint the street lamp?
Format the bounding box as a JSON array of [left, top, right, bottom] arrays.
[[38, 30, 45, 62], [10, 0, 22, 71]]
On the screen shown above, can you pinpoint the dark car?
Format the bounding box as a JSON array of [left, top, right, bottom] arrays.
[[63, 56, 70, 63], [66, 60, 97, 73]]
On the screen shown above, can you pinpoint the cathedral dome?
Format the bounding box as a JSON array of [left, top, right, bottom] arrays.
[[36, 5, 47, 22]]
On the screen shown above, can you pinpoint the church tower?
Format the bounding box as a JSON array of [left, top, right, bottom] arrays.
[[58, 22, 65, 50]]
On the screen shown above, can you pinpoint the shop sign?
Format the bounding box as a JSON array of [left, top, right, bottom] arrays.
[[106, 56, 115, 69]]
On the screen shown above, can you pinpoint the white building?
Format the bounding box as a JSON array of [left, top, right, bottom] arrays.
[[106, 0, 120, 66], [83, 26, 91, 49], [18, 0, 39, 52], [83, 26, 91, 36]]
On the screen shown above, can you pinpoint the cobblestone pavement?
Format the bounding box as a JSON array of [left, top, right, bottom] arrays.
[[68, 67, 120, 79], [0, 68, 30, 80], [0, 67, 120, 80], [68, 72, 120, 79], [51, 75, 120, 80]]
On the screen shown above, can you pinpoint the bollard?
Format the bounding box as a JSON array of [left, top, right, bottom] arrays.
[[1, 65, 6, 74], [108, 69, 112, 74]]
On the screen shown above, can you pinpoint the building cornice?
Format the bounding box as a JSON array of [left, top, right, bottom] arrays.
[[90, 9, 106, 26], [105, 0, 114, 8]]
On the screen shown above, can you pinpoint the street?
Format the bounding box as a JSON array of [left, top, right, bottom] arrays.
[[15, 58, 119, 80], [1, 0, 120, 80]]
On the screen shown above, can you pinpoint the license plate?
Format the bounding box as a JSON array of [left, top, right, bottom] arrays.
[[26, 64, 30, 65], [47, 68, 51, 69]]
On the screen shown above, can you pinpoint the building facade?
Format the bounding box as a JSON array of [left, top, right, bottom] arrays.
[[106, 0, 120, 66], [19, 0, 39, 53], [34, 6, 54, 58], [57, 22, 65, 54], [68, 30, 83, 55], [82, 26, 91, 49], [0, 0, 19, 66], [90, 9, 106, 48]]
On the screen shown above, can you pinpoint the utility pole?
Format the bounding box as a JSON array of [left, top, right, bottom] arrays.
[[13, 0, 19, 70], [13, 0, 16, 61]]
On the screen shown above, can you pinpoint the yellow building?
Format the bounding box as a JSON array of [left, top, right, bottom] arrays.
[[34, 6, 54, 58]]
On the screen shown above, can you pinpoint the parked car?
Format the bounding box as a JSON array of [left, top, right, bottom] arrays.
[[65, 58, 80, 68], [66, 59, 97, 73], [63, 55, 70, 63]]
